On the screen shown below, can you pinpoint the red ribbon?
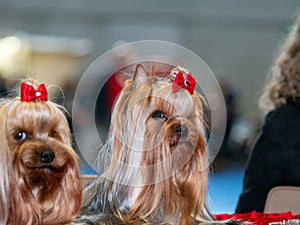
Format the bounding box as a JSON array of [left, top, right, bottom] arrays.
[[172, 71, 196, 95], [21, 82, 48, 102]]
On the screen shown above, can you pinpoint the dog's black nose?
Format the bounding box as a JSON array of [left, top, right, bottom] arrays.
[[40, 150, 55, 163], [176, 125, 188, 137]]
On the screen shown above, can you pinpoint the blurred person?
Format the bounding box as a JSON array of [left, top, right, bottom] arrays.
[[217, 79, 239, 158], [95, 71, 128, 136], [236, 13, 300, 213]]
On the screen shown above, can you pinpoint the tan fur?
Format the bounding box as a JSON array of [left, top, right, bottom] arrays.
[[76, 64, 240, 225], [0, 79, 82, 225]]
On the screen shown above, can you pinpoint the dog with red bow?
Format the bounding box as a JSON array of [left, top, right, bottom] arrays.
[[74, 64, 241, 225], [0, 79, 82, 225]]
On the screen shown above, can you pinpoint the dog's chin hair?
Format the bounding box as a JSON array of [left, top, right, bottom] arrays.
[[74, 65, 243, 225], [0, 88, 82, 225], [11, 137, 81, 225]]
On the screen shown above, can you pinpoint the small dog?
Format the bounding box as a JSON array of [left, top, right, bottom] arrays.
[[0, 79, 82, 225], [75, 64, 241, 225]]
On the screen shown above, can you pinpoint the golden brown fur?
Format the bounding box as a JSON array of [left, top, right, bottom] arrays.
[[259, 13, 300, 113], [74, 64, 241, 225], [0, 79, 82, 225]]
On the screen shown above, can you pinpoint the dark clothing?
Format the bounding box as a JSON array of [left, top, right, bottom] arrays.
[[236, 100, 300, 213]]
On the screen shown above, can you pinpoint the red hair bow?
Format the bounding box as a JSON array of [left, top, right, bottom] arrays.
[[21, 82, 48, 102], [172, 71, 196, 95]]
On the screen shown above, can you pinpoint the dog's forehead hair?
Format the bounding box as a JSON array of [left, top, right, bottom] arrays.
[[6, 101, 66, 134], [149, 80, 196, 117]]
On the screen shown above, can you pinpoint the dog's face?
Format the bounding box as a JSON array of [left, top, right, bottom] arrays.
[[104, 64, 208, 224], [7, 101, 73, 186], [0, 96, 82, 225]]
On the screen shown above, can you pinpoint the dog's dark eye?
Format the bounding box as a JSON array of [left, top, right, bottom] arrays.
[[49, 130, 57, 138], [14, 131, 28, 142], [152, 111, 165, 119]]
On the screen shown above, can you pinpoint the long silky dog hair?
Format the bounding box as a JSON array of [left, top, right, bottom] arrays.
[[75, 64, 241, 225], [0, 79, 82, 225]]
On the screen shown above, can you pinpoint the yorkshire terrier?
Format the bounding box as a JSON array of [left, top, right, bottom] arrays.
[[75, 64, 241, 225], [0, 79, 82, 225]]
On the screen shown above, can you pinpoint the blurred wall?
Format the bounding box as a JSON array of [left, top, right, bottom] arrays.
[[0, 0, 299, 124]]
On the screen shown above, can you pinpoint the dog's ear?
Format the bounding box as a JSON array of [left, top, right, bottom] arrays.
[[132, 64, 150, 86]]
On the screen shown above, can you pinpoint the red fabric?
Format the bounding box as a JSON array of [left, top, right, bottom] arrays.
[[172, 71, 196, 95], [215, 211, 300, 224], [106, 73, 124, 111], [21, 82, 48, 102]]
